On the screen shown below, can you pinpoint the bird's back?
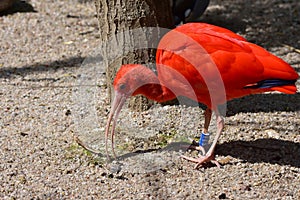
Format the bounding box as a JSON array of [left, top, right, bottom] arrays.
[[156, 23, 298, 106]]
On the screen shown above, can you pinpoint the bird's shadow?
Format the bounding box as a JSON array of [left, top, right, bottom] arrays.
[[114, 141, 190, 161], [114, 93, 300, 168], [175, 92, 300, 115], [113, 138, 299, 168], [226, 93, 300, 115], [216, 138, 300, 168]]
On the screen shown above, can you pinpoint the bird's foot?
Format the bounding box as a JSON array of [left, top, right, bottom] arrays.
[[180, 140, 220, 168], [180, 139, 206, 155], [181, 153, 221, 169]]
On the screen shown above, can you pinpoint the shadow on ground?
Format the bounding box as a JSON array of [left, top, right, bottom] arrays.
[[0, 0, 36, 16], [227, 93, 300, 115], [201, 0, 300, 49], [0, 56, 85, 79], [176, 92, 300, 115], [112, 138, 299, 169], [216, 138, 300, 168]]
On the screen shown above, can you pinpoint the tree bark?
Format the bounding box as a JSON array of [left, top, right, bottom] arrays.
[[94, 0, 174, 111]]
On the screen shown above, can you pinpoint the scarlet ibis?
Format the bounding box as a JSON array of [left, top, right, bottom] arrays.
[[172, 0, 210, 25], [105, 23, 298, 168]]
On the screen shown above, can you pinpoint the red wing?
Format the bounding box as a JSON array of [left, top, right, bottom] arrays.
[[156, 23, 298, 103], [157, 23, 264, 90]]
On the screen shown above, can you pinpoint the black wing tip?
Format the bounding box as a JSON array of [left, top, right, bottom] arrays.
[[244, 79, 297, 89]]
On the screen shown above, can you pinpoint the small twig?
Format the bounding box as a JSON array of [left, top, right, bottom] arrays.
[[281, 43, 300, 54], [74, 136, 112, 171], [74, 136, 103, 155]]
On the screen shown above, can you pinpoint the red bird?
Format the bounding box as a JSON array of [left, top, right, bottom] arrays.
[[105, 23, 298, 168]]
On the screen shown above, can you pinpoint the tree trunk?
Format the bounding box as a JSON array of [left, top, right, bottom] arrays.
[[94, 0, 174, 111]]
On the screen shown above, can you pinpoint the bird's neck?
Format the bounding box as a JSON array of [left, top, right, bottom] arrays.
[[132, 70, 176, 102], [135, 84, 176, 102]]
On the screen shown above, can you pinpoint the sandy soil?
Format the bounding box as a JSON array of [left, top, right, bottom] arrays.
[[0, 0, 299, 199]]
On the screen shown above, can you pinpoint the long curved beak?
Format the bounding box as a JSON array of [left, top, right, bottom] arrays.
[[105, 91, 127, 159]]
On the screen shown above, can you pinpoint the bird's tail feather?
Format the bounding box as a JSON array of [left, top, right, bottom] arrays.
[[270, 85, 297, 94], [244, 79, 298, 94]]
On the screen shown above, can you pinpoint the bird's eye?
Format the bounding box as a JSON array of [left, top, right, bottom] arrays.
[[119, 83, 126, 90]]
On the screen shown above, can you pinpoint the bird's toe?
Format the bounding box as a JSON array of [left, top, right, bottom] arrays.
[[181, 154, 221, 169]]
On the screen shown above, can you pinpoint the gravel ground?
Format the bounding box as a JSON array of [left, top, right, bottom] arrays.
[[0, 0, 299, 199]]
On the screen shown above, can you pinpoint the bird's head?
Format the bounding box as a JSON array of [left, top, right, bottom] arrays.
[[113, 64, 146, 97], [105, 64, 159, 158]]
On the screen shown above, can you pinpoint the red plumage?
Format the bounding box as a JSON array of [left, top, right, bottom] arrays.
[[107, 23, 298, 168], [155, 23, 298, 108]]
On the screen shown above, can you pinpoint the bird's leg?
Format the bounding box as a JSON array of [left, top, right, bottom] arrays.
[[203, 108, 212, 134], [181, 110, 224, 168], [185, 108, 212, 154]]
